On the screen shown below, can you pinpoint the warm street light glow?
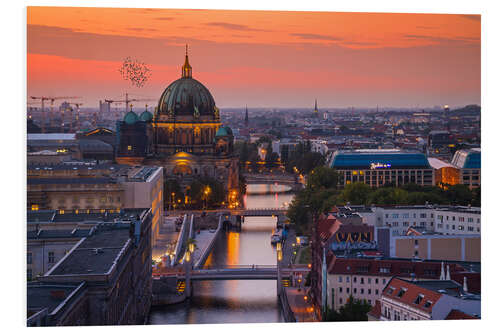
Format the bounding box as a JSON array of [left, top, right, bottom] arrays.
[[276, 242, 282, 251], [185, 251, 191, 262], [277, 250, 283, 261], [189, 242, 195, 253]]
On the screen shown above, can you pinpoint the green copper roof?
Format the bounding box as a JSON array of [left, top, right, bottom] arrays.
[[157, 77, 216, 116], [215, 126, 233, 137], [139, 110, 153, 122], [123, 111, 139, 125]]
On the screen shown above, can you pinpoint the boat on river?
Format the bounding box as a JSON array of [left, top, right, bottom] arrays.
[[271, 229, 282, 244]]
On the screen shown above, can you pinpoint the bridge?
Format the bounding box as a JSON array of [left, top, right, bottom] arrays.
[[153, 265, 310, 281], [243, 173, 304, 189], [231, 208, 288, 217]]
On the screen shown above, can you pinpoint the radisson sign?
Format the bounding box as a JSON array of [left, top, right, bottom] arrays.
[[370, 162, 392, 169]]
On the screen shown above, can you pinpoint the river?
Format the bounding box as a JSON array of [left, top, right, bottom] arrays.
[[148, 183, 294, 325]]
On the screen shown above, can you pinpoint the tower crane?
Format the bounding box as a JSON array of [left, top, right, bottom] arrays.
[[104, 92, 155, 117], [30, 96, 81, 133]]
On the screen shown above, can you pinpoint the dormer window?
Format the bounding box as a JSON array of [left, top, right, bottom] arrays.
[[397, 288, 407, 298], [424, 300, 432, 308], [414, 294, 424, 304]]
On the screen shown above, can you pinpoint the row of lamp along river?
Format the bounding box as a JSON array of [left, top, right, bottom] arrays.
[[149, 183, 295, 324]]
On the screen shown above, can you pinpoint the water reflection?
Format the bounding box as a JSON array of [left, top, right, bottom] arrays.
[[148, 187, 294, 325]]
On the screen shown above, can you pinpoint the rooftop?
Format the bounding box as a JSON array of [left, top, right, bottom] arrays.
[[48, 225, 132, 276], [28, 133, 77, 141], [27, 282, 84, 315], [28, 177, 117, 185], [330, 149, 431, 169], [427, 157, 455, 169], [450, 149, 481, 169], [28, 208, 149, 224]]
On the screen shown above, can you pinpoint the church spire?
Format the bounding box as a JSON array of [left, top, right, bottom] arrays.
[[314, 99, 319, 113], [245, 105, 249, 127], [182, 44, 192, 78]]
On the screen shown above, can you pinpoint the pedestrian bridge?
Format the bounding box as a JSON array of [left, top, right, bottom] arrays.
[[153, 265, 309, 281], [231, 208, 288, 217]]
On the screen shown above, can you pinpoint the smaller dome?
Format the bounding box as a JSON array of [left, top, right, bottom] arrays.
[[215, 126, 233, 137], [139, 110, 153, 122], [123, 111, 139, 125]]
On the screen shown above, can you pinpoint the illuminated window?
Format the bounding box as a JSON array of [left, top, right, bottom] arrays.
[[75, 209, 79, 214], [59, 209, 64, 214], [127, 145, 132, 151], [31, 204, 39, 211], [100, 209, 106, 213]]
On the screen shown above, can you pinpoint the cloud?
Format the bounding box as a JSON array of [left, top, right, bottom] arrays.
[[341, 41, 379, 47], [290, 33, 342, 41], [404, 34, 479, 44], [126, 27, 158, 32], [154, 17, 175, 21], [204, 22, 269, 32]]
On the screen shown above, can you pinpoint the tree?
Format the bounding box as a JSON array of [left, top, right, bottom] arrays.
[[164, 179, 183, 209], [444, 184, 473, 205], [338, 182, 372, 205], [324, 296, 371, 322], [306, 166, 340, 191]]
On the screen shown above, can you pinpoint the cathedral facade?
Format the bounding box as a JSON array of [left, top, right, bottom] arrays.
[[116, 48, 239, 198]]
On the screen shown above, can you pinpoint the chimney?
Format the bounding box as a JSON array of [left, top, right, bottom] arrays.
[[446, 265, 451, 280], [463, 276, 468, 293], [50, 290, 66, 300], [440, 262, 445, 280]]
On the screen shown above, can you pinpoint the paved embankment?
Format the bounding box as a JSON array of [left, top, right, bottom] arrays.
[[152, 216, 180, 260], [283, 287, 317, 322], [193, 215, 223, 269]]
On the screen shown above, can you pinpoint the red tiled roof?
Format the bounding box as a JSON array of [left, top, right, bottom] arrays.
[[445, 309, 478, 320], [450, 272, 481, 294], [328, 257, 465, 279], [317, 214, 340, 243], [367, 300, 381, 319], [382, 277, 442, 313]]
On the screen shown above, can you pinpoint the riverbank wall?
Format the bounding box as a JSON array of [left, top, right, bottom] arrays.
[[279, 291, 296, 322], [152, 276, 186, 306]]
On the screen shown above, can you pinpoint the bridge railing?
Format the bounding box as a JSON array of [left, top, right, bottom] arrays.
[[201, 264, 277, 270]]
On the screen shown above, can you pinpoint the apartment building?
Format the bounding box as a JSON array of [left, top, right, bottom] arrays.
[[378, 278, 480, 320], [434, 206, 481, 235], [325, 258, 467, 311]]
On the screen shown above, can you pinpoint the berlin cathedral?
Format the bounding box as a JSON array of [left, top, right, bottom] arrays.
[[116, 48, 239, 196]]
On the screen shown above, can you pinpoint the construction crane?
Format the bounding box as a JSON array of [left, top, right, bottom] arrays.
[[30, 96, 81, 133], [104, 92, 155, 117]]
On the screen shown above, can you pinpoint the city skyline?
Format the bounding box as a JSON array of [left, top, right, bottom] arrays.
[[27, 7, 480, 109]]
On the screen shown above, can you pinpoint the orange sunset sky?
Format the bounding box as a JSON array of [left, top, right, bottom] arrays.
[[27, 7, 481, 109]]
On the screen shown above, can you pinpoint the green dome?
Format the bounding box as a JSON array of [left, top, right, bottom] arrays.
[[139, 110, 153, 122], [157, 77, 216, 117], [123, 111, 139, 125], [215, 126, 233, 137]]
